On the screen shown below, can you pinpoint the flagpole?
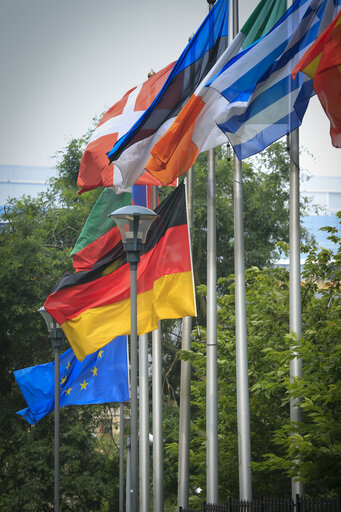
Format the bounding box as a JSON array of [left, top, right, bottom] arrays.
[[178, 315, 192, 507], [151, 187, 164, 512], [288, 129, 304, 499], [206, 3, 218, 505], [119, 403, 125, 512], [152, 323, 164, 512], [207, 142, 218, 504], [233, 152, 252, 501], [232, 0, 252, 500], [129, 264, 138, 512], [126, 435, 131, 512], [53, 332, 62, 512], [139, 333, 150, 512], [287, 0, 303, 496], [178, 167, 194, 510]]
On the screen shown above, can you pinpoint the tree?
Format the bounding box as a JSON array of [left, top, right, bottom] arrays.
[[251, 214, 341, 496], [159, 142, 311, 416], [174, 214, 340, 507], [0, 133, 325, 510], [0, 138, 119, 511], [190, 142, 313, 320]]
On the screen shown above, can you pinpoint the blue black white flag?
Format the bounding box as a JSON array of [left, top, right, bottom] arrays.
[[107, 0, 229, 189]]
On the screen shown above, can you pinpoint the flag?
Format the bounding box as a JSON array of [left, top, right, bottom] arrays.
[[132, 184, 155, 209], [44, 183, 196, 361], [70, 185, 155, 272], [206, 0, 341, 161], [14, 336, 129, 425], [71, 188, 132, 272], [292, 10, 341, 147], [77, 62, 174, 194], [145, 0, 287, 185], [107, 0, 230, 190]]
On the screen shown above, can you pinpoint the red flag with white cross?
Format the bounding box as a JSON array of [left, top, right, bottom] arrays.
[[77, 62, 175, 194]]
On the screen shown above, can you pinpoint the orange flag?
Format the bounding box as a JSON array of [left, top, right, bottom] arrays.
[[292, 11, 341, 148]]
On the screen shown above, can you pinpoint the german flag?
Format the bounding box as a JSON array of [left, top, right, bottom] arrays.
[[44, 183, 196, 361]]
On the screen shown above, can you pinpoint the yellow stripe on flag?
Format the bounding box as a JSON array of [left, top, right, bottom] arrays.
[[61, 271, 196, 360]]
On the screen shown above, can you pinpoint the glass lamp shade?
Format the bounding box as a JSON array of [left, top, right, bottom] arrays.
[[109, 205, 158, 246], [38, 306, 61, 334]]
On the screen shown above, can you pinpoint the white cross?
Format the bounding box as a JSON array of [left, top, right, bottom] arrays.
[[89, 83, 144, 144]]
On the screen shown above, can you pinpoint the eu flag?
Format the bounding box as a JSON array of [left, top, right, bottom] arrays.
[[14, 336, 129, 425]]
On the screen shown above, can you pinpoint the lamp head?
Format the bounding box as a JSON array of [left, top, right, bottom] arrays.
[[109, 205, 158, 256], [38, 307, 64, 348], [38, 306, 57, 334]]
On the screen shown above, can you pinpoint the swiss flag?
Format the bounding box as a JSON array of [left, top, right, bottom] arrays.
[[77, 62, 175, 194]]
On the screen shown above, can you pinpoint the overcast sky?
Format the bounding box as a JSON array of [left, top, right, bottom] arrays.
[[1, 0, 340, 176]]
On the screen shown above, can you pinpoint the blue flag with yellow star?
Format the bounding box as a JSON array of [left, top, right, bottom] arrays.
[[14, 336, 129, 425]]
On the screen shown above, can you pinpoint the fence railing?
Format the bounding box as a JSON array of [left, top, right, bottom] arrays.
[[179, 494, 341, 512]]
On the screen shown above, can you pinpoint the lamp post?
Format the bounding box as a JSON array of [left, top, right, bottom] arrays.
[[109, 205, 158, 512], [38, 306, 64, 512]]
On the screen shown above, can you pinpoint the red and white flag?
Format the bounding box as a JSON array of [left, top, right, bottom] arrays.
[[77, 62, 175, 194]]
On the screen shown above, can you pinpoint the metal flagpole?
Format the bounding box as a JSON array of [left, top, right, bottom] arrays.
[[207, 143, 218, 504], [126, 435, 131, 512], [233, 152, 252, 501], [38, 308, 63, 512], [178, 167, 194, 510], [53, 332, 62, 512], [151, 186, 164, 512], [119, 403, 125, 512], [287, 0, 303, 497], [139, 333, 150, 512], [232, 0, 252, 500], [206, 2, 219, 505], [152, 324, 164, 512], [178, 315, 192, 507], [288, 129, 304, 499], [129, 264, 138, 512]]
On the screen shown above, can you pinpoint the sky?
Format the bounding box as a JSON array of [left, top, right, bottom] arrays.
[[0, 0, 340, 177]]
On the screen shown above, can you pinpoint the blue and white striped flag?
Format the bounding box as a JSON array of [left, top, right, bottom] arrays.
[[208, 0, 341, 160]]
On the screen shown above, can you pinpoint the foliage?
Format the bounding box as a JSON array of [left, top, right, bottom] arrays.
[[191, 142, 313, 320], [172, 214, 341, 506], [1, 130, 336, 509], [251, 213, 341, 496], [0, 138, 119, 511]]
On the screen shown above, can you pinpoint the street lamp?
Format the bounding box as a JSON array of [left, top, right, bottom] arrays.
[[109, 205, 158, 512], [38, 306, 64, 512]]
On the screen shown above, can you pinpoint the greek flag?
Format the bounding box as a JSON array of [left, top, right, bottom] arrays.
[[208, 0, 341, 160]]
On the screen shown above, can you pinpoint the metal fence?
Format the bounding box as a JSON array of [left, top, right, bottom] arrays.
[[179, 495, 341, 512]]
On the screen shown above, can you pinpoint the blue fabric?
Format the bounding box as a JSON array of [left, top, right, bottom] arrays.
[[108, 0, 229, 162], [132, 185, 148, 208], [14, 336, 129, 425], [207, 0, 341, 160]]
